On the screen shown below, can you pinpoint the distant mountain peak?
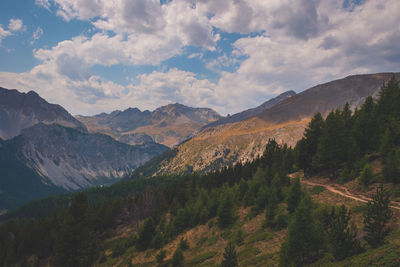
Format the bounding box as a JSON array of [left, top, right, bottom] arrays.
[[0, 87, 87, 140], [76, 103, 222, 147]]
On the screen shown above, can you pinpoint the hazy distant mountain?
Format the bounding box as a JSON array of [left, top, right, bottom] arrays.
[[0, 88, 169, 210], [201, 90, 296, 130], [130, 72, 400, 177], [0, 123, 168, 210], [0, 87, 86, 140], [76, 103, 222, 147]]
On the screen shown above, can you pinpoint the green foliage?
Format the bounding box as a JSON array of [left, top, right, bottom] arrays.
[[312, 110, 350, 178], [217, 189, 236, 228], [188, 251, 217, 265], [52, 193, 99, 267], [286, 176, 302, 213], [171, 247, 184, 267], [352, 96, 379, 155], [383, 149, 400, 184], [112, 240, 127, 258], [295, 76, 400, 182], [310, 185, 326, 195], [136, 218, 155, 251], [178, 237, 189, 251], [156, 250, 166, 264], [265, 187, 279, 228], [326, 205, 362, 260], [246, 230, 273, 244], [363, 185, 393, 247], [296, 113, 325, 176], [221, 242, 238, 267], [280, 195, 325, 266], [234, 228, 245, 245], [358, 162, 373, 187]]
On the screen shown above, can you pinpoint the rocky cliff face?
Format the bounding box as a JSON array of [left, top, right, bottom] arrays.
[[130, 72, 400, 177], [0, 87, 171, 210], [0, 123, 168, 210], [76, 103, 222, 147], [0, 87, 86, 140], [15, 123, 168, 190]]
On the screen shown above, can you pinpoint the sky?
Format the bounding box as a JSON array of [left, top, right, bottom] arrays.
[[0, 0, 399, 116]]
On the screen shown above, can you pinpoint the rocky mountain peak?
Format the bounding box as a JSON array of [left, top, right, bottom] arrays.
[[0, 87, 87, 140]]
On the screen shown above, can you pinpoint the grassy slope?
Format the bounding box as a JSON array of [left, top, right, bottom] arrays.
[[96, 176, 400, 267], [140, 118, 309, 176]]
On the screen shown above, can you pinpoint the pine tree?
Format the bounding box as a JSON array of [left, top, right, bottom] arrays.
[[178, 237, 189, 251], [352, 96, 378, 155], [217, 190, 235, 228], [358, 162, 373, 187], [286, 176, 302, 213], [297, 113, 324, 176], [379, 128, 393, 160], [313, 111, 350, 178], [376, 76, 400, 131], [383, 149, 400, 184], [326, 205, 361, 260], [342, 102, 353, 130], [221, 242, 238, 267], [363, 185, 393, 247], [156, 250, 166, 265], [52, 193, 98, 267], [171, 247, 184, 267], [136, 217, 155, 251], [279, 195, 324, 266], [265, 187, 279, 228]]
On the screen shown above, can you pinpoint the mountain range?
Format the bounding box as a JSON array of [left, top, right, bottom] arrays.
[[76, 103, 222, 147], [1, 72, 399, 210], [130, 72, 400, 177], [0, 88, 168, 210], [0, 87, 86, 140]]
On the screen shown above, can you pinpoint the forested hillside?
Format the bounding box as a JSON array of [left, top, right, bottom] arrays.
[[1, 77, 400, 266]]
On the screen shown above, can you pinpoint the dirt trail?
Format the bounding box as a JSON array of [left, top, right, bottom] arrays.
[[300, 179, 400, 211]]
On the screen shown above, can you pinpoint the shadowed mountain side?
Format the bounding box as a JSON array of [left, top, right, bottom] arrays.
[[0, 123, 168, 210], [0, 87, 87, 140]]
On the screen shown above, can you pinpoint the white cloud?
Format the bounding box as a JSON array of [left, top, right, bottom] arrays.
[[0, 26, 11, 44], [0, 18, 25, 45], [35, 0, 51, 10], [8, 19, 25, 32], [1, 0, 400, 116], [30, 26, 44, 45]]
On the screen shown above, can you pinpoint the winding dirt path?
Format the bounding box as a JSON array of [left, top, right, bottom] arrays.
[[300, 179, 400, 211]]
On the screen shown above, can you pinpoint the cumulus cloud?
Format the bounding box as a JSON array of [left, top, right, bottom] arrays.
[[0, 26, 11, 44], [1, 0, 400, 116], [8, 19, 25, 32], [0, 18, 25, 45]]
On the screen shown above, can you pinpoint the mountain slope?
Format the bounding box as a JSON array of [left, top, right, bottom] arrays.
[[76, 103, 222, 147], [0, 123, 168, 210], [256, 73, 399, 123], [202, 90, 296, 130], [131, 72, 400, 177], [0, 87, 86, 140]]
